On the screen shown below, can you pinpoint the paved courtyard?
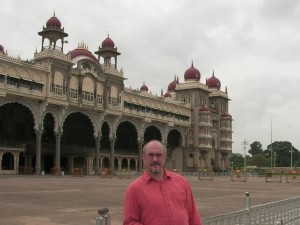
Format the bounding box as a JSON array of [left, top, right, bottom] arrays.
[[0, 174, 299, 225]]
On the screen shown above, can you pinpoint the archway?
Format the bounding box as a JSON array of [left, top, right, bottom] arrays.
[[2, 152, 14, 170], [115, 121, 138, 154], [144, 125, 161, 144]]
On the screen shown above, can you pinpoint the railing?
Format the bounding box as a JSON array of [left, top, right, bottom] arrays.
[[202, 192, 300, 225]]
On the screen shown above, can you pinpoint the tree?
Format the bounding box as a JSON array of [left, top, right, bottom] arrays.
[[247, 154, 269, 167], [229, 153, 244, 170], [266, 141, 299, 167], [248, 141, 263, 156]]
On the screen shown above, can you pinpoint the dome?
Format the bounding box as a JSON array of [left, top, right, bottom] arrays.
[[140, 83, 148, 92], [46, 14, 62, 28], [102, 35, 115, 48], [220, 112, 232, 118], [164, 92, 171, 98], [69, 42, 98, 62], [168, 76, 179, 92], [184, 62, 201, 81], [207, 71, 221, 90], [200, 106, 210, 112]]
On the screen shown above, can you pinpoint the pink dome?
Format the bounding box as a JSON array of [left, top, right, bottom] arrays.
[[207, 71, 221, 90], [184, 62, 201, 81], [200, 106, 210, 112], [140, 83, 148, 92], [168, 77, 179, 92], [164, 92, 171, 98], [220, 112, 232, 118], [46, 14, 62, 28], [70, 46, 98, 63], [102, 35, 115, 48]]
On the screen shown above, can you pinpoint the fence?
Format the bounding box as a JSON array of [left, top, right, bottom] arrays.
[[202, 192, 300, 225]]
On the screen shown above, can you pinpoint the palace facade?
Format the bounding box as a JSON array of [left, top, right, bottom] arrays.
[[0, 14, 232, 175]]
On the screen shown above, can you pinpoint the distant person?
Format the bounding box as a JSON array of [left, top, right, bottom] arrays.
[[123, 140, 202, 225]]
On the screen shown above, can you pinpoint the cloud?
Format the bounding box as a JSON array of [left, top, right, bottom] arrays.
[[1, 0, 300, 154]]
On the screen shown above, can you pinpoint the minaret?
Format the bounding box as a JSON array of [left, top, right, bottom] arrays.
[[38, 12, 68, 52], [94, 34, 121, 69]]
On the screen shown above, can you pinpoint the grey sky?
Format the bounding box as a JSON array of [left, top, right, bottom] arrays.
[[1, 0, 300, 155]]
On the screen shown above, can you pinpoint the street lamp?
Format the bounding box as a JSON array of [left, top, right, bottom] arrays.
[[242, 139, 248, 172], [289, 146, 294, 172]]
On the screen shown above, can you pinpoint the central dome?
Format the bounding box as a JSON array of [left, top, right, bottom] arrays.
[[69, 42, 98, 62]]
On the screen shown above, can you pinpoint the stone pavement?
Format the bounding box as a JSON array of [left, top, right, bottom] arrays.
[[0, 174, 299, 225]]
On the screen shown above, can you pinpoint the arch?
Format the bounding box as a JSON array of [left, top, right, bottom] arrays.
[[74, 157, 86, 173], [167, 128, 182, 148], [61, 112, 95, 147], [102, 157, 110, 169], [0, 102, 36, 141], [144, 125, 162, 145], [61, 110, 97, 137], [42, 110, 59, 134], [115, 121, 139, 153], [129, 159, 136, 170], [100, 121, 111, 149], [113, 119, 139, 141], [2, 152, 14, 170], [121, 158, 128, 170], [0, 100, 39, 131], [114, 158, 118, 170]]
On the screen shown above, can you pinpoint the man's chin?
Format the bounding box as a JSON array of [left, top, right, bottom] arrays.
[[149, 168, 161, 174]]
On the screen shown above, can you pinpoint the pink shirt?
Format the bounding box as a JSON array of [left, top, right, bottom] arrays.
[[123, 169, 202, 225]]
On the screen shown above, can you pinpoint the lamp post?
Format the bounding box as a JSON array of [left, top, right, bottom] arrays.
[[273, 152, 276, 168], [289, 146, 293, 172], [242, 139, 248, 172]]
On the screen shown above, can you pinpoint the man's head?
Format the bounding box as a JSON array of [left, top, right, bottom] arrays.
[[143, 140, 167, 178]]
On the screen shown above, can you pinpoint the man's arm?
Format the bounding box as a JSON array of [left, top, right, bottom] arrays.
[[123, 186, 143, 225]]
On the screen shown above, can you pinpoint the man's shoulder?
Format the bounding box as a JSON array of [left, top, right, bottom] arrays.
[[127, 176, 144, 190]]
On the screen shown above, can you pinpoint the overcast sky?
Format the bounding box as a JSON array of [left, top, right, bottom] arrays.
[[1, 0, 300, 155]]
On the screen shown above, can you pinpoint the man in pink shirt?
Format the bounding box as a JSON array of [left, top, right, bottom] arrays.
[[123, 140, 203, 225]]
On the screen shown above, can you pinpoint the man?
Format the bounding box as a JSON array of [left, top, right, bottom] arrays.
[[123, 140, 202, 225]]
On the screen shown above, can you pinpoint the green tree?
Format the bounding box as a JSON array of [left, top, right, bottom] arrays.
[[248, 141, 263, 156], [266, 141, 299, 167], [229, 153, 244, 170], [247, 154, 269, 167]]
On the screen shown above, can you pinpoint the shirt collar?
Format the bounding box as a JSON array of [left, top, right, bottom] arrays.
[[142, 169, 172, 184]]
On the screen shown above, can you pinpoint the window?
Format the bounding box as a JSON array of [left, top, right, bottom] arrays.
[[0, 73, 5, 83], [96, 94, 103, 103], [82, 90, 94, 101], [51, 84, 63, 95], [70, 88, 78, 99]]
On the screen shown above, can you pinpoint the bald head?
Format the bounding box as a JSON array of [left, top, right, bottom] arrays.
[[143, 140, 166, 154]]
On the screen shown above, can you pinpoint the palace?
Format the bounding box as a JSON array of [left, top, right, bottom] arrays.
[[0, 14, 232, 175]]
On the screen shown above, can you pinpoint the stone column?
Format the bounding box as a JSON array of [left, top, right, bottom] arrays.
[[110, 138, 115, 172], [35, 130, 42, 175], [55, 133, 62, 169], [138, 142, 143, 171], [95, 136, 100, 175]]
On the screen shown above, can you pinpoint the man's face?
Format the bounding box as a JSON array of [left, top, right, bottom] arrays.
[[143, 141, 166, 176]]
